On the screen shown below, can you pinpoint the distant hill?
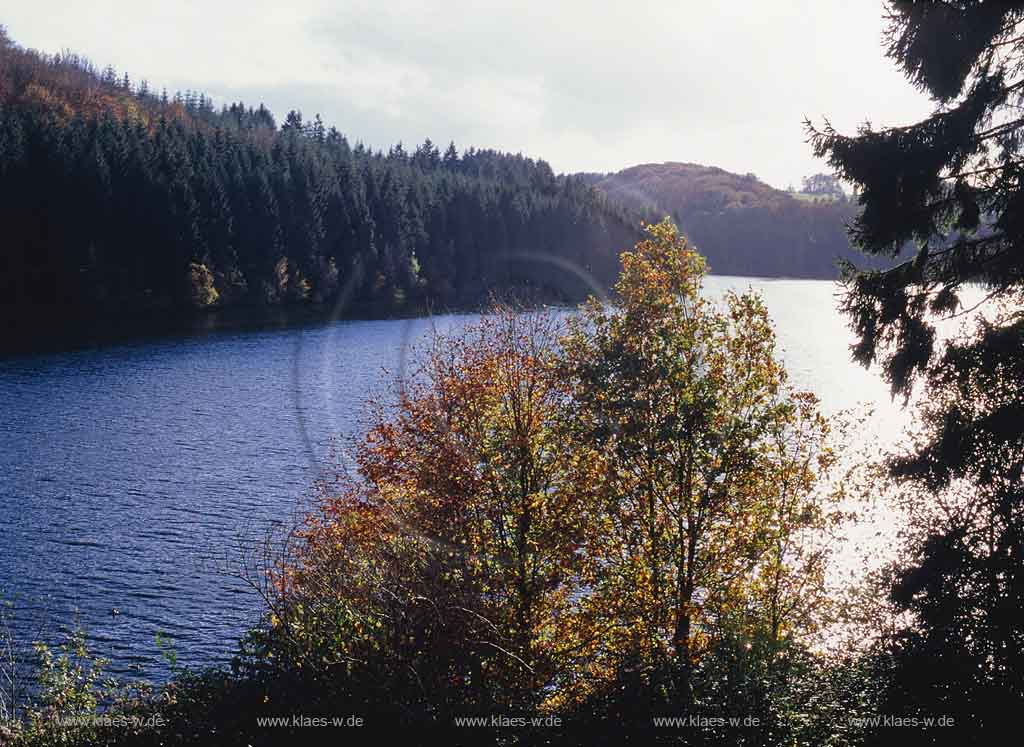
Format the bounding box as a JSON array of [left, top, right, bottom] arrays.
[[579, 163, 870, 279]]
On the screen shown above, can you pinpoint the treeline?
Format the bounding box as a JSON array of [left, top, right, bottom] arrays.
[[580, 162, 872, 278], [0, 28, 638, 338]]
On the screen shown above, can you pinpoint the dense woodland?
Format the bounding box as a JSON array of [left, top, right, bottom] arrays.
[[0, 25, 886, 348], [0, 26, 639, 339]]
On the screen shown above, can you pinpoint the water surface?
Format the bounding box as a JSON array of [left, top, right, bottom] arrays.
[[0, 277, 906, 679]]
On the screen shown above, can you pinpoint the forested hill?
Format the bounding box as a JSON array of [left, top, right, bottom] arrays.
[[579, 163, 865, 278], [0, 28, 639, 339]]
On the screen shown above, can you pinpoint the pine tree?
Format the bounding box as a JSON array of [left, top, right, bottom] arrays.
[[281, 109, 303, 135], [311, 113, 325, 144], [807, 2, 1024, 737], [442, 140, 459, 169]]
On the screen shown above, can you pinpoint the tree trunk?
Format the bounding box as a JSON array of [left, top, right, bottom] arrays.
[[673, 611, 693, 706]]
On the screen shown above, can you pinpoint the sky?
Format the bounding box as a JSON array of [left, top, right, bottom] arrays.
[[1, 0, 936, 189]]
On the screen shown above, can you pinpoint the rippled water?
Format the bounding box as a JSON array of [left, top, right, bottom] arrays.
[[0, 277, 909, 680]]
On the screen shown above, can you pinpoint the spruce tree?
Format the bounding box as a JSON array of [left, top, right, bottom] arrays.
[[808, 2, 1024, 736]]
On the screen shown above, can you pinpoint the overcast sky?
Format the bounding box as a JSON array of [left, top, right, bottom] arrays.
[[2, 0, 935, 189]]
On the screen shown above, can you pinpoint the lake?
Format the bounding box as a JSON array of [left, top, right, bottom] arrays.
[[0, 277, 909, 681]]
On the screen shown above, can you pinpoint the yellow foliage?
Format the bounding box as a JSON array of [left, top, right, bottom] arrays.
[[272, 220, 838, 713]]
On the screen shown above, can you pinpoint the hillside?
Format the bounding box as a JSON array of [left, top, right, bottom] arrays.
[[580, 163, 867, 278], [0, 28, 640, 342]]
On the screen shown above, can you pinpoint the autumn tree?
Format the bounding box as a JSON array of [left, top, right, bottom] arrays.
[[266, 308, 582, 722], [262, 224, 841, 736], [553, 219, 835, 717]]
